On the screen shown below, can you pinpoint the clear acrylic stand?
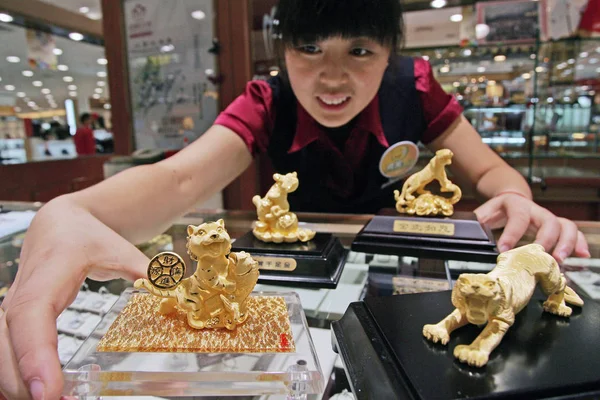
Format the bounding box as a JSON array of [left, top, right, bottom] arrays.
[[63, 288, 324, 398]]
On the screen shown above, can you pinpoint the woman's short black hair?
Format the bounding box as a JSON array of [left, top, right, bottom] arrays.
[[273, 0, 404, 51]]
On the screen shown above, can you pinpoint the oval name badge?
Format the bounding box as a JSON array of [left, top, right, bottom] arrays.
[[379, 141, 419, 179]]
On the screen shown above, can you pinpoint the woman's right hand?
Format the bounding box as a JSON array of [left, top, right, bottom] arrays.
[[0, 197, 150, 400]]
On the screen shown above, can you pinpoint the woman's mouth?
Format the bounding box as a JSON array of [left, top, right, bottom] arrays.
[[317, 95, 351, 111]]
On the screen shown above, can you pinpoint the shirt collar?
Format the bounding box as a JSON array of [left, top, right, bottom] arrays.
[[288, 95, 389, 154]]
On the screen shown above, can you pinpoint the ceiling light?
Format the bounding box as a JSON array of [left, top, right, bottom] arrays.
[[97, 81, 106, 86], [94, 88, 103, 93], [422, 55, 429, 61], [69, 91, 77, 97], [104, 103, 111, 110], [53, 48, 63, 55], [430, 0, 447, 8], [63, 76, 74, 82], [191, 10, 206, 20], [463, 49, 472, 56], [27, 101, 36, 107], [567, 58, 575, 64], [475, 24, 490, 39], [557, 62, 567, 69], [41, 88, 51, 94], [57, 64, 69, 71], [68, 85, 77, 90], [79, 6, 90, 13], [494, 54, 506, 62], [97, 71, 107, 78], [522, 72, 531, 79], [7, 56, 20, 63], [0, 13, 14, 23], [205, 69, 214, 76], [547, 97, 553, 103], [478, 76, 485, 82], [580, 52, 589, 58], [596, 67, 600, 73], [87, 12, 102, 20], [97, 58, 108, 65], [161, 44, 175, 53], [450, 14, 463, 22], [92, 93, 100, 99], [439, 65, 450, 73], [576, 65, 584, 70], [32, 81, 43, 87], [477, 66, 486, 73], [589, 58, 599, 64], [69, 32, 84, 41], [17, 92, 26, 97], [535, 66, 545, 72], [4, 85, 15, 91], [453, 82, 460, 87], [22, 70, 34, 77]]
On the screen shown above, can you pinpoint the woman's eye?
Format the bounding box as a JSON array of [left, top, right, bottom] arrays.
[[297, 44, 321, 54], [351, 48, 371, 57]]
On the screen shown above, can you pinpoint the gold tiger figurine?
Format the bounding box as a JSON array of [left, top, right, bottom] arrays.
[[252, 172, 315, 243], [394, 149, 461, 216], [135, 219, 259, 330], [423, 243, 583, 367]]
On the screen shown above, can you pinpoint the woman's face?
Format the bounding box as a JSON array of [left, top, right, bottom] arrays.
[[284, 36, 391, 128]]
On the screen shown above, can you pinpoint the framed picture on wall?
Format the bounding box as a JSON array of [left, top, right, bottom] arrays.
[[476, 0, 548, 44]]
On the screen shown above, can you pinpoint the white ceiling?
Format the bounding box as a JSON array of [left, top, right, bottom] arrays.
[[0, 21, 108, 112], [37, 0, 103, 20]]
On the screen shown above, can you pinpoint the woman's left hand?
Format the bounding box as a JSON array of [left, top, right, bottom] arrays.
[[474, 193, 590, 262]]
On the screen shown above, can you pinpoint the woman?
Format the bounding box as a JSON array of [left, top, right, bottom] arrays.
[[0, 1, 589, 398]]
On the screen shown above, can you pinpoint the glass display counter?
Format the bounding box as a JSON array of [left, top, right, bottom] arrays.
[[1, 202, 599, 399]]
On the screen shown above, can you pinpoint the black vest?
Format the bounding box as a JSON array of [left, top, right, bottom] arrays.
[[267, 56, 425, 213]]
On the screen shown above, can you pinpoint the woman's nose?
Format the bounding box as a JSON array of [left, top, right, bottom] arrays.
[[319, 57, 348, 86]]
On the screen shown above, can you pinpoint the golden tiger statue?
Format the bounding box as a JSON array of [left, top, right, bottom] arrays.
[[252, 172, 315, 243], [423, 243, 583, 367], [135, 219, 259, 330], [394, 149, 461, 216]]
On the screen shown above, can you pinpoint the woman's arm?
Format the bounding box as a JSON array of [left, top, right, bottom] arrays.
[[426, 115, 589, 260], [70, 124, 252, 244], [427, 115, 531, 200]]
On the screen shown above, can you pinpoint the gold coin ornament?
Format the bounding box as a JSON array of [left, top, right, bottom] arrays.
[[147, 252, 186, 290]]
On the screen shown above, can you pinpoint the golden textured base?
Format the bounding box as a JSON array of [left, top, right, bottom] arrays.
[[97, 294, 295, 353]]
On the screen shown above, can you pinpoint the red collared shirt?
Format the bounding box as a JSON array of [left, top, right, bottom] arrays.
[[215, 57, 462, 169]]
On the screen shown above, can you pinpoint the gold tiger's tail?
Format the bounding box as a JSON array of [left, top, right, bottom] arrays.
[[564, 286, 584, 307], [134, 278, 178, 298]]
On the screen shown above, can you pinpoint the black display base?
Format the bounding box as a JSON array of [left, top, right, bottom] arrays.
[[351, 210, 498, 262], [332, 290, 600, 400], [232, 231, 347, 289]]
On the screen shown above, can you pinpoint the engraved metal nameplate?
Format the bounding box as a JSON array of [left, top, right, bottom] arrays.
[[393, 220, 455, 236], [254, 257, 297, 272]]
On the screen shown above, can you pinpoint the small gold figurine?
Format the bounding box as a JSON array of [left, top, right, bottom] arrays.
[[423, 244, 584, 367], [252, 172, 316, 243], [135, 219, 259, 330], [394, 149, 462, 217]]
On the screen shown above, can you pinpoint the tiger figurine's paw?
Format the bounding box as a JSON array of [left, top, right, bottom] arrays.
[[423, 324, 450, 345], [454, 345, 490, 367]]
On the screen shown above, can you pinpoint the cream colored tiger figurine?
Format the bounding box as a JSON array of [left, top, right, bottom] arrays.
[[423, 243, 583, 367], [135, 219, 259, 330]]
